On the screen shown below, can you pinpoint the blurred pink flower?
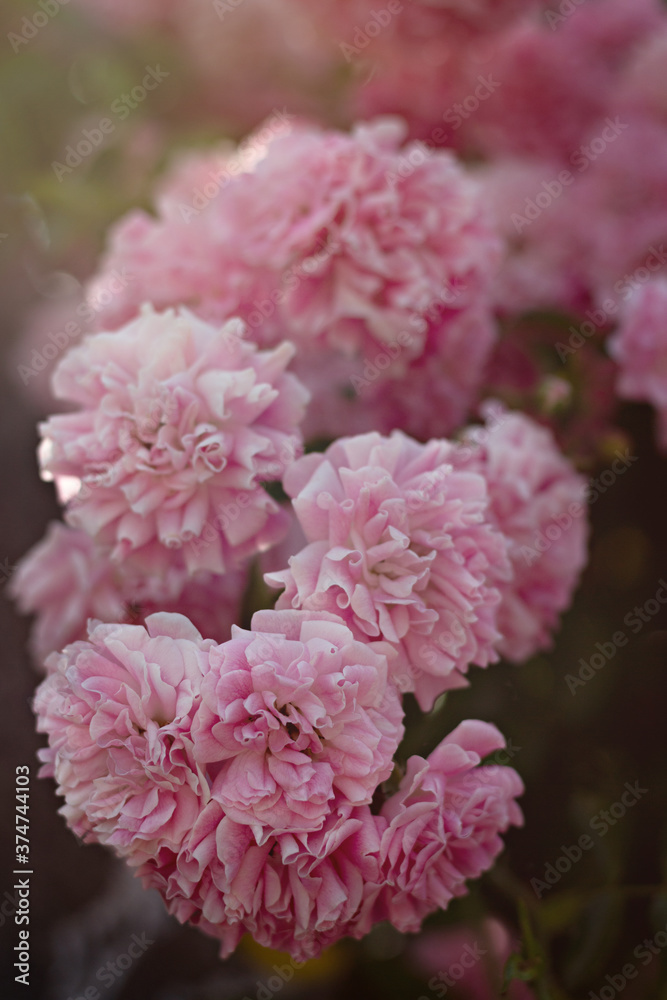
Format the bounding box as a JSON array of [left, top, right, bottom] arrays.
[[34, 614, 215, 865], [362, 308, 499, 441], [87, 117, 500, 441], [410, 918, 533, 999], [609, 277, 667, 448], [38, 306, 308, 576], [479, 114, 667, 317], [10, 522, 245, 666], [300, 0, 536, 144], [191, 611, 403, 841], [287, 305, 498, 443], [460, 0, 662, 163], [377, 720, 524, 933], [453, 404, 589, 661], [476, 157, 581, 315], [267, 431, 511, 710]]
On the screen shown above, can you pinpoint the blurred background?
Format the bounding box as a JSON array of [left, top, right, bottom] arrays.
[[2, 1, 667, 997]]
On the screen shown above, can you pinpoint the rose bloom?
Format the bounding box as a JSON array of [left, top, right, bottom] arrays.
[[90, 117, 499, 356], [34, 614, 215, 865], [452, 404, 589, 661], [191, 609, 403, 841], [86, 117, 500, 440], [11, 522, 245, 666], [267, 431, 511, 710], [138, 799, 385, 961], [377, 720, 524, 933], [38, 306, 309, 577], [35, 611, 521, 960], [138, 723, 522, 961]]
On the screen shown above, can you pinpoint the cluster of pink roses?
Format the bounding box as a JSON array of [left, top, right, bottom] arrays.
[[17, 287, 586, 954], [15, 294, 588, 697], [85, 117, 501, 443], [35, 608, 522, 959], [13, 3, 619, 960]]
